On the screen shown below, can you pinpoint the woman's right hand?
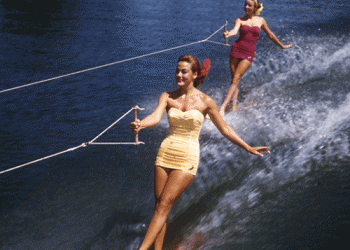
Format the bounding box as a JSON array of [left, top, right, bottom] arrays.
[[223, 31, 230, 39], [131, 119, 141, 135]]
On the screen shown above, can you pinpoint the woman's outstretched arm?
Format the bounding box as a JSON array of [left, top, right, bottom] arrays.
[[206, 97, 270, 156], [131, 92, 168, 134], [261, 18, 292, 49], [224, 18, 241, 39]]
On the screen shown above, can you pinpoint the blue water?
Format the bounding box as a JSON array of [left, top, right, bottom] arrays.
[[1, 0, 350, 249]]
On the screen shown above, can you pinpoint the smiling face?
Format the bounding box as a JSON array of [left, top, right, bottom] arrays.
[[244, 0, 256, 16], [175, 61, 197, 88]]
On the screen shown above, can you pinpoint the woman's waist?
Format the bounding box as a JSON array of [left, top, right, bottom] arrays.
[[234, 39, 257, 47], [168, 128, 201, 139], [165, 132, 200, 141]]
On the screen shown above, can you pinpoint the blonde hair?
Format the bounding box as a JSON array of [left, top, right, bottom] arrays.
[[254, 0, 263, 15]]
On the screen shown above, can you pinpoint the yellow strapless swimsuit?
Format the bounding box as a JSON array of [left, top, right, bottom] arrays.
[[155, 107, 204, 175]]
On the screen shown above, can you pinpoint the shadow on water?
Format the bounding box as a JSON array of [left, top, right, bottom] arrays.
[[80, 210, 147, 250], [248, 162, 350, 250]]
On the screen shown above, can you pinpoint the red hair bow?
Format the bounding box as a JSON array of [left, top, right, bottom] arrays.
[[197, 59, 210, 78]]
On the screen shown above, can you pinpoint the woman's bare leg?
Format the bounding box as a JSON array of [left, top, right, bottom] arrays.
[[154, 224, 166, 250], [153, 166, 170, 250], [219, 58, 251, 116], [138, 168, 195, 250]]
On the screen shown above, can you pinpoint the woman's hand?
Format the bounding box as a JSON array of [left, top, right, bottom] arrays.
[[247, 146, 270, 157], [282, 44, 293, 49], [131, 119, 141, 135], [223, 31, 230, 39]]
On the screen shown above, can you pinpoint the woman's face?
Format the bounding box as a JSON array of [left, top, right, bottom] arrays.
[[175, 61, 197, 88], [244, 0, 256, 15]]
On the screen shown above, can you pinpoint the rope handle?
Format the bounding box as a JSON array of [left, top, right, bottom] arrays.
[[133, 105, 145, 145], [225, 21, 228, 45], [1, 106, 145, 175]]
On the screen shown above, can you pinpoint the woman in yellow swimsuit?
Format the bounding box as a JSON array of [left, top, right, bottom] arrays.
[[131, 54, 270, 250]]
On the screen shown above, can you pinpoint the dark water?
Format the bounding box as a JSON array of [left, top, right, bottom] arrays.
[[1, 0, 350, 249]]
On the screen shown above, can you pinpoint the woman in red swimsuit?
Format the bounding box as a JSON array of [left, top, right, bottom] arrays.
[[219, 0, 292, 116]]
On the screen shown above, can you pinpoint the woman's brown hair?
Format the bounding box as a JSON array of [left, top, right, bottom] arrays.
[[178, 55, 210, 87]]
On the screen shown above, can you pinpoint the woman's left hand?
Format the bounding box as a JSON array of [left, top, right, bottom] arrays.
[[248, 146, 270, 157], [282, 44, 293, 49]]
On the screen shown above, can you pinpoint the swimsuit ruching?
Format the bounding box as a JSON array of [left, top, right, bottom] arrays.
[[155, 107, 204, 175], [230, 25, 261, 63]]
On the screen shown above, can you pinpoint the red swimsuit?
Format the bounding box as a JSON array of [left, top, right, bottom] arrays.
[[230, 25, 261, 63]]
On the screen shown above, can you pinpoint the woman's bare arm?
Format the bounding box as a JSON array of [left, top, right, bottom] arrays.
[[261, 18, 292, 49], [206, 97, 270, 156], [131, 92, 168, 134], [224, 18, 241, 39]]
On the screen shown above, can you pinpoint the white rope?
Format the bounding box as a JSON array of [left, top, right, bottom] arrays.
[[0, 24, 230, 174], [90, 142, 144, 145], [204, 23, 227, 41], [0, 144, 86, 175], [0, 106, 144, 175], [205, 40, 230, 47], [0, 24, 228, 94], [90, 107, 134, 143], [89, 105, 145, 144]]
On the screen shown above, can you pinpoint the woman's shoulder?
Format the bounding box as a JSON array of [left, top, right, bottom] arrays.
[[196, 90, 215, 105], [166, 90, 180, 99], [236, 17, 245, 23], [159, 91, 170, 98], [161, 91, 170, 95], [255, 16, 266, 23], [157, 92, 171, 103]]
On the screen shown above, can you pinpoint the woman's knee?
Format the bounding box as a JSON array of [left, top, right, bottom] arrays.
[[231, 76, 241, 85], [233, 69, 245, 82], [155, 197, 175, 214]]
